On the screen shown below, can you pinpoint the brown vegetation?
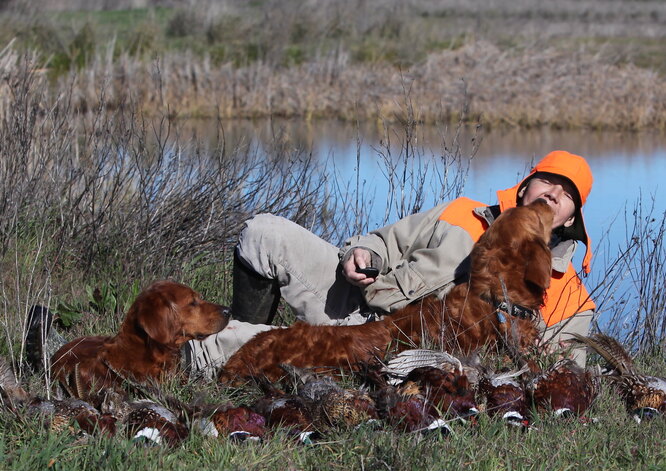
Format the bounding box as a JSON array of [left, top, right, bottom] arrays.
[[1, 0, 666, 129], [2, 41, 658, 130]]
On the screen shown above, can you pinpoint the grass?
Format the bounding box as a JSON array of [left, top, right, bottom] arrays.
[[1, 381, 665, 470]]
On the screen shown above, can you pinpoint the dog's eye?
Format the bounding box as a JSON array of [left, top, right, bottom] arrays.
[[189, 300, 199, 307]]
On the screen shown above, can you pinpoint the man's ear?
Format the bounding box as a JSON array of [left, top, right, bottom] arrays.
[[517, 185, 527, 200]]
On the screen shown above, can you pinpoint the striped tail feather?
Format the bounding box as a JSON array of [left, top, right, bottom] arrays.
[[569, 333, 635, 375]]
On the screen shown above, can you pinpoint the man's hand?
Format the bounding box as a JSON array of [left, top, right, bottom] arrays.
[[342, 248, 377, 287]]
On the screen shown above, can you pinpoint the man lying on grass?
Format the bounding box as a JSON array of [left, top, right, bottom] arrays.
[[186, 150, 596, 379]]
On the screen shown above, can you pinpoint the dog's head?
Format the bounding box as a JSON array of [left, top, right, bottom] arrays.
[[125, 281, 230, 346], [471, 199, 553, 306]]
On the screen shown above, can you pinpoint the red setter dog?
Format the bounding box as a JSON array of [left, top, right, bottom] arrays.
[[51, 281, 229, 397], [219, 200, 553, 384]]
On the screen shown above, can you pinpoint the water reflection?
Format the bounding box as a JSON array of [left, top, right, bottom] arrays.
[[180, 117, 666, 239]]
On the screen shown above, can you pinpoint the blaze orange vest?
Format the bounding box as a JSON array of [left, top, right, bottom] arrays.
[[438, 197, 595, 327]]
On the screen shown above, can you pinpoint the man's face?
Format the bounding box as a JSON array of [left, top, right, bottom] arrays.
[[519, 174, 577, 229]]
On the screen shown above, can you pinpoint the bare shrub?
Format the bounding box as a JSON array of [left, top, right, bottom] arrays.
[[0, 52, 355, 377], [593, 196, 666, 355], [0, 74, 347, 279]]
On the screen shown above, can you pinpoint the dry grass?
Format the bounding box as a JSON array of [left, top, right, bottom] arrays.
[[12, 40, 655, 131]]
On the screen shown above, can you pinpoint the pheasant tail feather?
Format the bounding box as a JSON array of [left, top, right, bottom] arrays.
[[569, 333, 635, 375]]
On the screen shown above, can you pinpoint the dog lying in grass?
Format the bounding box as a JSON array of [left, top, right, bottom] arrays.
[[51, 281, 230, 397]]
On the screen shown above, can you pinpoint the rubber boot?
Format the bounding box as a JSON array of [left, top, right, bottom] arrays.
[[231, 251, 280, 325]]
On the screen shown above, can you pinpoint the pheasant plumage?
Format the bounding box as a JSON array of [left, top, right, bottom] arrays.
[[382, 349, 463, 383], [125, 400, 189, 447], [251, 378, 318, 442], [282, 364, 378, 429], [29, 397, 117, 437], [381, 349, 480, 388], [358, 362, 452, 435], [527, 359, 599, 418], [571, 333, 666, 422], [403, 366, 479, 420], [372, 383, 431, 431], [479, 367, 530, 427], [208, 405, 267, 441]]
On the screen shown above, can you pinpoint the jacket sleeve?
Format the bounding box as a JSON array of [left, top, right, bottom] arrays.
[[340, 203, 475, 312]]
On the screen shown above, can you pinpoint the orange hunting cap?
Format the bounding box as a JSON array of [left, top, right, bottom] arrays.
[[497, 150, 594, 274], [530, 150, 593, 206]]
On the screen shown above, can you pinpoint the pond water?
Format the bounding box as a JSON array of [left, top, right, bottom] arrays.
[[207, 118, 666, 243], [187, 118, 666, 332]]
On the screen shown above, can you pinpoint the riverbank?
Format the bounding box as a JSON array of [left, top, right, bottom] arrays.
[[1, 0, 666, 130]]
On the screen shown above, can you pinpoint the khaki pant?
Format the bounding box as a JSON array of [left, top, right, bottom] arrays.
[[538, 310, 593, 366]]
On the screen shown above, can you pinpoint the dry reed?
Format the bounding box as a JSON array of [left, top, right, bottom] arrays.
[[28, 41, 665, 131]]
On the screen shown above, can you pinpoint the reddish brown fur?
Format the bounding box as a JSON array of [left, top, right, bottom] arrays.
[[51, 281, 229, 396], [220, 200, 553, 384]]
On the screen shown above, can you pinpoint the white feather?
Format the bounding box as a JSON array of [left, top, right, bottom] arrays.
[[382, 349, 462, 385]]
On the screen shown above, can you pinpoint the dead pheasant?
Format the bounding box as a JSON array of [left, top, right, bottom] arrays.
[[125, 399, 189, 447], [281, 364, 379, 429], [478, 367, 530, 428], [251, 378, 318, 443], [381, 349, 481, 387], [28, 397, 117, 437], [402, 366, 479, 421], [371, 381, 452, 435], [571, 333, 666, 422], [1, 356, 116, 437], [380, 349, 479, 421], [527, 359, 599, 419], [197, 405, 267, 442], [361, 361, 452, 435]]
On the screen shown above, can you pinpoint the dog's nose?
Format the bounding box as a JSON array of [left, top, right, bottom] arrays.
[[221, 306, 231, 318]]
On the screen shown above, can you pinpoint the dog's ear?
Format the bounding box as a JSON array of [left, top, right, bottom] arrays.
[[128, 289, 179, 345], [522, 240, 552, 294]]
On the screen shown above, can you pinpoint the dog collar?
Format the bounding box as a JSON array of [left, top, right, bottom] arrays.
[[495, 301, 536, 321]]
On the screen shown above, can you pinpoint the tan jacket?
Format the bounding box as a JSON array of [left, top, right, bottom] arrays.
[[340, 200, 586, 315]]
